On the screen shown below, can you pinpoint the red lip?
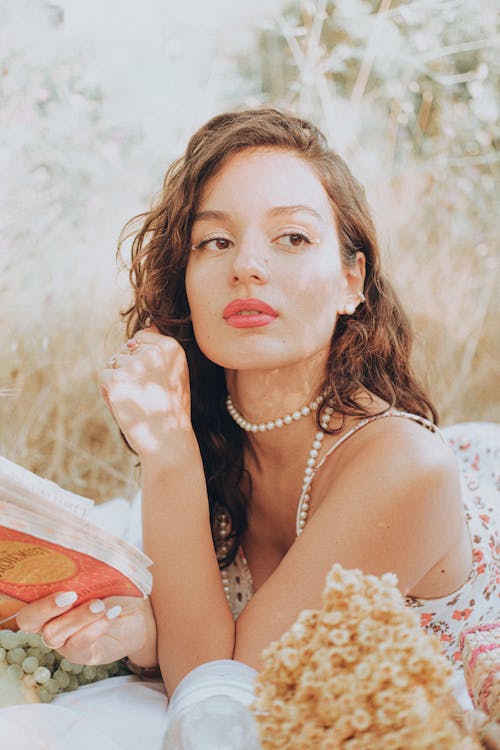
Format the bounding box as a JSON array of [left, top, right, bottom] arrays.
[[223, 298, 279, 319], [223, 298, 279, 329]]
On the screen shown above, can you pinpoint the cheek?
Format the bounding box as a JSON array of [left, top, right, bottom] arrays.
[[283, 260, 342, 320]]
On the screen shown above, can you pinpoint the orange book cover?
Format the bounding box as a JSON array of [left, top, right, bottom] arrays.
[[0, 526, 144, 629]]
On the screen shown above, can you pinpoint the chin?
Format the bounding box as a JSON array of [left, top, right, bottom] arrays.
[[199, 342, 319, 372]]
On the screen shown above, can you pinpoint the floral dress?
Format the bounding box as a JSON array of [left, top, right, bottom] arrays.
[[221, 418, 499, 665]]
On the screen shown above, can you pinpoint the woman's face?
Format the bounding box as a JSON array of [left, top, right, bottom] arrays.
[[185, 147, 364, 371]]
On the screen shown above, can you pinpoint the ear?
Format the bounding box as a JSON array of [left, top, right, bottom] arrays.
[[337, 252, 366, 315]]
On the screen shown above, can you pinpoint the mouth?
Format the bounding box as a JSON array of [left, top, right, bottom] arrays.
[[222, 299, 279, 329]]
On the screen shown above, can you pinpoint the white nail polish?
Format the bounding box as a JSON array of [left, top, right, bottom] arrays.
[[55, 591, 78, 608], [89, 600, 105, 614], [106, 605, 122, 620]]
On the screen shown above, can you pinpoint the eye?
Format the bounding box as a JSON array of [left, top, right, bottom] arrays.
[[192, 236, 232, 252], [274, 232, 314, 250]]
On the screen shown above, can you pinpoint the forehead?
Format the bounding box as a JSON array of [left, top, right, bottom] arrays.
[[197, 147, 333, 217]]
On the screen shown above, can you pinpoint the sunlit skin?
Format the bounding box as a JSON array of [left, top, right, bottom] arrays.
[[16, 147, 472, 699], [186, 148, 365, 472]]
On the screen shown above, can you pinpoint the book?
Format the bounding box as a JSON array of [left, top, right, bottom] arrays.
[[0, 456, 152, 628]]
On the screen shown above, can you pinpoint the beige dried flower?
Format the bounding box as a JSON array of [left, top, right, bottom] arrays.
[[252, 564, 482, 750]]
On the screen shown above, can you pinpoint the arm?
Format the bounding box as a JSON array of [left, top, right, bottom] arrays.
[[99, 328, 235, 695], [233, 421, 465, 669], [140, 442, 234, 695]]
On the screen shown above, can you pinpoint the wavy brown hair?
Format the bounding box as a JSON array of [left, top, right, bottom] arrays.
[[119, 108, 438, 567]]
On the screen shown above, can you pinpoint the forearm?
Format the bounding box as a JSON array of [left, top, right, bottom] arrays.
[[141, 435, 235, 696]]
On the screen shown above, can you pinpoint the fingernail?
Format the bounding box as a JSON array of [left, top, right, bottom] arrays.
[[89, 600, 105, 614], [55, 591, 78, 608], [105, 605, 122, 620]]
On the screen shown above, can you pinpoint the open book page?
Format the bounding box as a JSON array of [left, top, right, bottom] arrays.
[[0, 456, 94, 518], [0, 457, 152, 627]]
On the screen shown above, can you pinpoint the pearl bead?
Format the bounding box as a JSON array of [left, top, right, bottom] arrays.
[[275, 418, 283, 428], [301, 406, 310, 416], [251, 424, 258, 432], [307, 457, 316, 467], [312, 440, 322, 450], [309, 449, 318, 458], [266, 421, 275, 430], [258, 423, 266, 432], [315, 432, 325, 441], [292, 410, 301, 421], [305, 467, 313, 476], [284, 415, 292, 425]]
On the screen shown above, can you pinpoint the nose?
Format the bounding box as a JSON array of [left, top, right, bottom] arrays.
[[230, 232, 270, 286]]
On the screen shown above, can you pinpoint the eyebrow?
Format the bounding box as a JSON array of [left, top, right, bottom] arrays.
[[193, 204, 324, 223]]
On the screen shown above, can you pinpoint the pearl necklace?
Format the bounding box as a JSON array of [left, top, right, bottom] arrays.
[[220, 394, 333, 603], [225, 390, 333, 529], [225, 392, 325, 432]]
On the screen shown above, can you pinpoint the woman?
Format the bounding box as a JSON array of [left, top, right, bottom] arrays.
[[14, 109, 498, 731]]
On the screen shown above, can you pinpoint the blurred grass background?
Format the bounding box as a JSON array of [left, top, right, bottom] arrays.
[[1, 0, 498, 502]]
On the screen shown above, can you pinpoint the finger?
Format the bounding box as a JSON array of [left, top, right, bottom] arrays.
[[133, 327, 177, 347], [54, 606, 125, 665], [41, 600, 121, 650], [16, 591, 79, 634]]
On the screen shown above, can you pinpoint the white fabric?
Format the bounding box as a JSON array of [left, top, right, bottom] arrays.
[[0, 675, 169, 749]]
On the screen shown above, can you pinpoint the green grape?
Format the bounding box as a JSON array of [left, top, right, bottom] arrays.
[[0, 647, 6, 662], [95, 667, 109, 681], [81, 665, 96, 681], [36, 687, 52, 703], [23, 674, 37, 688], [44, 651, 56, 667], [34, 666, 51, 684], [27, 646, 44, 661], [0, 630, 19, 649], [70, 662, 84, 675], [53, 669, 71, 689], [67, 675, 79, 691], [26, 633, 42, 648], [45, 678, 60, 695], [59, 658, 74, 672], [6, 663, 23, 678], [21, 656, 39, 674], [6, 647, 27, 665]]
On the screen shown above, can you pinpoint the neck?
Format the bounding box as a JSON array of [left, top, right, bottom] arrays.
[[226, 349, 328, 416], [224, 349, 329, 467]]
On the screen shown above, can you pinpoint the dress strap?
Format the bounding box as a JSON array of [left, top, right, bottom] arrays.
[[313, 410, 445, 478]]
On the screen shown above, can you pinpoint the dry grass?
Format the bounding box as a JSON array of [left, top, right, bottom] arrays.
[[1, 0, 497, 503]]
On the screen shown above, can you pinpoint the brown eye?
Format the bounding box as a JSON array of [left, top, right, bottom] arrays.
[[275, 232, 313, 250], [193, 237, 232, 251]]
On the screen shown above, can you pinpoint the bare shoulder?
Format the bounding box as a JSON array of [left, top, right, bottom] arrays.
[[307, 414, 466, 594], [332, 414, 460, 487]]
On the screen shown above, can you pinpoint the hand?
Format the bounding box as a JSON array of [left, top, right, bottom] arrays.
[[99, 326, 193, 460], [15, 592, 157, 667]]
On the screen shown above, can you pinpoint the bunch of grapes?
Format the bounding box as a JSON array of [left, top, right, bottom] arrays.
[[0, 629, 130, 703]]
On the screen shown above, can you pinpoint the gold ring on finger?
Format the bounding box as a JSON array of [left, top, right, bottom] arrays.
[[107, 353, 120, 369]]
